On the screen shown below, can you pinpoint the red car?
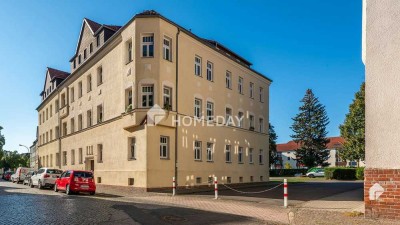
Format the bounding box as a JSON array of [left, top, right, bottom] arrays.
[[54, 170, 96, 195], [3, 171, 14, 181]]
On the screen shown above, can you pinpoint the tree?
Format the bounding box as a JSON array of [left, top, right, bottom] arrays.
[[269, 123, 280, 168], [291, 89, 330, 168], [0, 126, 5, 168], [339, 82, 365, 166]]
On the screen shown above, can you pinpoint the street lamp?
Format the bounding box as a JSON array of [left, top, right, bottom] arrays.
[[19, 144, 30, 167]]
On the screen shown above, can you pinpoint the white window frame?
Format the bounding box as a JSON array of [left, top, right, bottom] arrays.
[[141, 34, 154, 57], [194, 141, 202, 161], [259, 118, 264, 133], [160, 136, 169, 159], [238, 77, 243, 94], [128, 41, 133, 62], [87, 75, 92, 92], [249, 148, 254, 164], [225, 107, 232, 126], [206, 61, 213, 81], [249, 114, 255, 130], [97, 104, 103, 123], [250, 82, 254, 98], [163, 86, 172, 109], [259, 149, 264, 164], [194, 98, 202, 118], [238, 147, 244, 163], [259, 87, 264, 102], [225, 145, 232, 163], [141, 85, 154, 108], [206, 101, 214, 121], [195, 56, 202, 76], [163, 37, 172, 61], [226, 71, 232, 89], [206, 142, 213, 162], [130, 138, 136, 159]]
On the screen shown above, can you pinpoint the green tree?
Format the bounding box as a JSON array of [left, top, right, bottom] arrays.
[[269, 123, 280, 167], [291, 89, 330, 168], [0, 126, 5, 168], [339, 82, 365, 166]]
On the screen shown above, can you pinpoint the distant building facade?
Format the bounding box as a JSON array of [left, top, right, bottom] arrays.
[[30, 139, 37, 169], [35, 10, 271, 190]]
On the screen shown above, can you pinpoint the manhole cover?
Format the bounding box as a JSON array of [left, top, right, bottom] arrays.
[[162, 215, 187, 222]]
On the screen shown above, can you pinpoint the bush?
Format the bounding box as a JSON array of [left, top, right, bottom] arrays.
[[324, 167, 356, 180], [269, 169, 308, 177], [356, 167, 364, 180]]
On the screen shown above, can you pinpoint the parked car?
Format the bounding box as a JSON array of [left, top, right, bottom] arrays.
[[306, 168, 325, 178], [3, 171, 14, 181], [10, 167, 33, 183], [30, 168, 63, 189], [54, 170, 96, 195], [23, 171, 36, 185]]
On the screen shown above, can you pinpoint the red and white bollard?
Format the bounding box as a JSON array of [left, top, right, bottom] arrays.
[[214, 176, 218, 199], [172, 176, 176, 196], [284, 178, 288, 208]]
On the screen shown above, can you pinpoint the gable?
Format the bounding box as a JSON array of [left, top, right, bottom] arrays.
[[76, 21, 96, 55], [42, 71, 53, 97]]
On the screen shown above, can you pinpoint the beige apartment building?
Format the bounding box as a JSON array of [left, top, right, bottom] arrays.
[[36, 10, 271, 190]]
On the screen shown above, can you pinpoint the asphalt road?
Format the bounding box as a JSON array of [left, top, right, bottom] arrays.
[[0, 180, 265, 225]]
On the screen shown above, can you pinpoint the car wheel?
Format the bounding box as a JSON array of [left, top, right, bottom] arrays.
[[90, 192, 95, 196], [308, 174, 315, 178], [66, 185, 72, 195], [54, 184, 58, 192], [38, 180, 43, 189]]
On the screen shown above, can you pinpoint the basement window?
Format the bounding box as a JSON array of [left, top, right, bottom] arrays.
[[128, 178, 134, 186]]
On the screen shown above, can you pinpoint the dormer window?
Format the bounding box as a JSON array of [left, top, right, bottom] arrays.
[[78, 54, 81, 64], [90, 43, 93, 53], [96, 35, 100, 47], [84, 49, 87, 60]]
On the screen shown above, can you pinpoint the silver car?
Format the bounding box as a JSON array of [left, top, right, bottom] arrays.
[[306, 169, 325, 178], [30, 168, 63, 189]]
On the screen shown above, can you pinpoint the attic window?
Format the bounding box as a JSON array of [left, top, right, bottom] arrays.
[[90, 43, 93, 53], [78, 54, 82, 64], [84, 49, 87, 60], [73, 59, 76, 69], [96, 36, 100, 47]]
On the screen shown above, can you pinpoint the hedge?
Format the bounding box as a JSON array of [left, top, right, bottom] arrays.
[[324, 167, 356, 180], [356, 167, 365, 180], [270, 169, 308, 177]]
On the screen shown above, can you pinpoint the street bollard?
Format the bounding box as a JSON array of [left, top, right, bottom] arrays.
[[214, 176, 218, 199], [172, 176, 176, 196], [284, 179, 288, 208]]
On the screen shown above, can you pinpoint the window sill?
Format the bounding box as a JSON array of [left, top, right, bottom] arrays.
[[160, 157, 170, 160], [238, 162, 244, 164], [97, 83, 103, 87], [98, 161, 103, 163], [225, 161, 232, 164], [206, 160, 214, 163], [195, 159, 202, 162], [141, 56, 154, 58]]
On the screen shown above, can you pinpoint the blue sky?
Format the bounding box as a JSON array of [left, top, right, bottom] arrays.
[[0, 0, 364, 152]]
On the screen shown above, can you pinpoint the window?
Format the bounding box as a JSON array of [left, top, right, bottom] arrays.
[[196, 177, 202, 184], [127, 41, 133, 62], [61, 93, 66, 108], [225, 145, 231, 162], [126, 89, 133, 110], [206, 101, 214, 121], [70, 118, 75, 133], [206, 143, 213, 162], [39, 114, 41, 125], [78, 81, 83, 98], [55, 100, 59, 112], [194, 98, 202, 118], [249, 115, 255, 130], [259, 118, 264, 132], [97, 105, 103, 123], [141, 85, 154, 107], [97, 144, 103, 163], [250, 82, 254, 98], [78, 54, 81, 64], [259, 87, 264, 102], [238, 111, 244, 128], [194, 141, 202, 161], [194, 56, 202, 76], [73, 59, 76, 69], [227, 177, 232, 184], [238, 147, 244, 163], [163, 87, 172, 109], [46, 155, 48, 167], [250, 176, 254, 182], [50, 129, 53, 141], [56, 153, 60, 166], [96, 35, 100, 47], [84, 49, 87, 60], [50, 105, 53, 117], [90, 43, 93, 53], [62, 122, 67, 136], [46, 108, 48, 120], [46, 132, 48, 143], [226, 71, 232, 89], [87, 110, 92, 127], [129, 138, 136, 159], [206, 61, 213, 81], [163, 37, 171, 61], [70, 87, 74, 103], [238, 77, 243, 94], [259, 149, 264, 164], [78, 114, 83, 131], [87, 75, 92, 92], [62, 151, 67, 166], [249, 148, 254, 164], [55, 126, 59, 139], [225, 107, 232, 125], [97, 67, 103, 86], [50, 154, 53, 167], [79, 148, 83, 164], [141, 35, 154, 57], [239, 177, 243, 183], [71, 149, 75, 165], [160, 136, 169, 159]]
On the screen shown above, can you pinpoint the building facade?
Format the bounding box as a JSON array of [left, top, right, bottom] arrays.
[[274, 137, 363, 169], [30, 139, 37, 169], [363, 0, 400, 219], [36, 10, 271, 190]]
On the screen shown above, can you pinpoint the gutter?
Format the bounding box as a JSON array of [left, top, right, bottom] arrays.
[[174, 28, 180, 188]]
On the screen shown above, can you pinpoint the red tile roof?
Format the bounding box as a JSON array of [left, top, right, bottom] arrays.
[[277, 137, 344, 152], [47, 67, 69, 80]]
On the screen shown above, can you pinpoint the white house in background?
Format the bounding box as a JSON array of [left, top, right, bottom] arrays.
[[273, 137, 364, 169]]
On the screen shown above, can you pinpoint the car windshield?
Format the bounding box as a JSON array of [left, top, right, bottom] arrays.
[[47, 169, 63, 174], [73, 171, 93, 178]]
